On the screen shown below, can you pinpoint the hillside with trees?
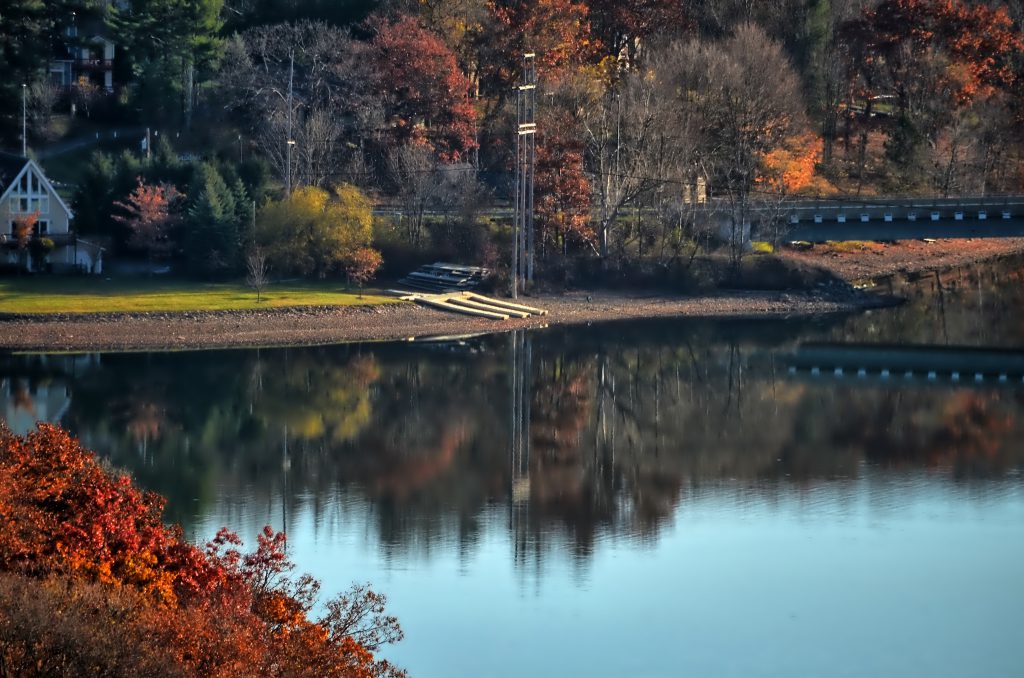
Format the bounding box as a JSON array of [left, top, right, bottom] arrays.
[[3, 0, 1023, 284]]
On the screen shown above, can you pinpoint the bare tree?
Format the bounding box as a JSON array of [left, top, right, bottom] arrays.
[[658, 24, 805, 264], [567, 59, 692, 259], [219, 23, 384, 192], [26, 81, 59, 139], [387, 144, 444, 248], [246, 246, 269, 302]]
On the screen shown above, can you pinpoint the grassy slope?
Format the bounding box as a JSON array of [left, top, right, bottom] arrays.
[[0, 278, 398, 315]]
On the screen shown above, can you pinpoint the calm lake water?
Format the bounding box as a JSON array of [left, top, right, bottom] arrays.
[[4, 257, 1024, 677]]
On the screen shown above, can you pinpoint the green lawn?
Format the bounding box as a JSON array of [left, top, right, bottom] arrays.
[[0, 278, 399, 315]]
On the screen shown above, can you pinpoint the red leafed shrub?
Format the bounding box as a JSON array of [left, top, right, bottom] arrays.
[[0, 424, 403, 677]]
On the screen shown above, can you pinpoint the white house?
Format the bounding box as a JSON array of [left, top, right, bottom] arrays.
[[0, 153, 103, 273]]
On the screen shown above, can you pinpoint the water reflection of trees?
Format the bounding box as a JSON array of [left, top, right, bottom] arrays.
[[842, 255, 1024, 347], [2, 311, 1023, 565]]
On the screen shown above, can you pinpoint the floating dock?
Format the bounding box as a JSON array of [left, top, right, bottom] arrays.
[[390, 291, 548, 320]]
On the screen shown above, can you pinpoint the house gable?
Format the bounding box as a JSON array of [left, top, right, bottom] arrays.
[[0, 158, 74, 236]]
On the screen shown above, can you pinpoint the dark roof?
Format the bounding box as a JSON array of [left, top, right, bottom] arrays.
[[0, 153, 29, 195]]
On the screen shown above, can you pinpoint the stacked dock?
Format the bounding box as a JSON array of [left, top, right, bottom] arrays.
[[398, 263, 490, 293], [395, 291, 548, 320]]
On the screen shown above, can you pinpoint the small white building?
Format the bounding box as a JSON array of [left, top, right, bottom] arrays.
[[0, 153, 103, 273]]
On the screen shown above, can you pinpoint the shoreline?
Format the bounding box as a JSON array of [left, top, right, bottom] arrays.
[[3, 239, 1022, 352], [0, 289, 883, 352]]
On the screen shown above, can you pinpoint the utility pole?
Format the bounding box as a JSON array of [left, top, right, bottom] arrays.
[[22, 84, 27, 157], [512, 53, 537, 298], [285, 53, 295, 197]]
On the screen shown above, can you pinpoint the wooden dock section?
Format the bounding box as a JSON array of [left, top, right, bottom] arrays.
[[390, 291, 548, 320]]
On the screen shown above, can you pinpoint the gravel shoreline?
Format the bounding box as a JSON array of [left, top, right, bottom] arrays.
[[3, 239, 1021, 352], [1, 289, 882, 352]]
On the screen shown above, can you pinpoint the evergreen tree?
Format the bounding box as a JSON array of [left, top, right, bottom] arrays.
[[185, 163, 242, 275], [72, 152, 118, 237], [109, 0, 225, 125]]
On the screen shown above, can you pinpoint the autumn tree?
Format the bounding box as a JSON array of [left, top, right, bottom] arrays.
[[10, 212, 38, 273], [113, 178, 183, 264], [586, 0, 690, 68], [343, 247, 384, 291], [369, 14, 478, 161], [841, 0, 1023, 191], [256, 184, 380, 278], [535, 108, 594, 258], [0, 423, 404, 677], [481, 0, 594, 87]]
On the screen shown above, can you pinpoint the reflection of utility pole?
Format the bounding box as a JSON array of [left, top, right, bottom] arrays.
[[512, 53, 537, 298], [508, 330, 533, 565]]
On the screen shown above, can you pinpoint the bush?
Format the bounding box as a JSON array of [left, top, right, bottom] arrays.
[[0, 424, 404, 677], [720, 254, 841, 290]]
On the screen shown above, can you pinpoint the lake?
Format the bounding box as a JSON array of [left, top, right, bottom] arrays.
[[3, 256, 1024, 677]]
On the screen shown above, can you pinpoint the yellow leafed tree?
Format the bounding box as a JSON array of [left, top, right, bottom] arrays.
[[257, 184, 378, 279]]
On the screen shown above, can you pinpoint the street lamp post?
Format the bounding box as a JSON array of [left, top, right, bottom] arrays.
[[286, 139, 296, 197]]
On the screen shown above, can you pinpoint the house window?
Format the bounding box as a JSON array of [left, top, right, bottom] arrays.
[[9, 221, 15, 235], [19, 197, 28, 213], [38, 220, 49, 234]]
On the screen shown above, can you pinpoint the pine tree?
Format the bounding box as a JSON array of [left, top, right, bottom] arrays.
[[185, 163, 242, 275], [109, 0, 225, 125]]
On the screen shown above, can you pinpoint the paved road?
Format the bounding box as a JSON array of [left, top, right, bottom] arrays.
[[35, 126, 146, 161], [758, 195, 1024, 241]]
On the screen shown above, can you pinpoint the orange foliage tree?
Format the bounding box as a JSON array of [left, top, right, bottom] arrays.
[[759, 131, 834, 196], [9, 211, 38, 271], [535, 109, 594, 257], [0, 424, 403, 677], [480, 0, 594, 91], [844, 0, 1022, 111], [369, 13, 478, 162], [113, 178, 183, 262]]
